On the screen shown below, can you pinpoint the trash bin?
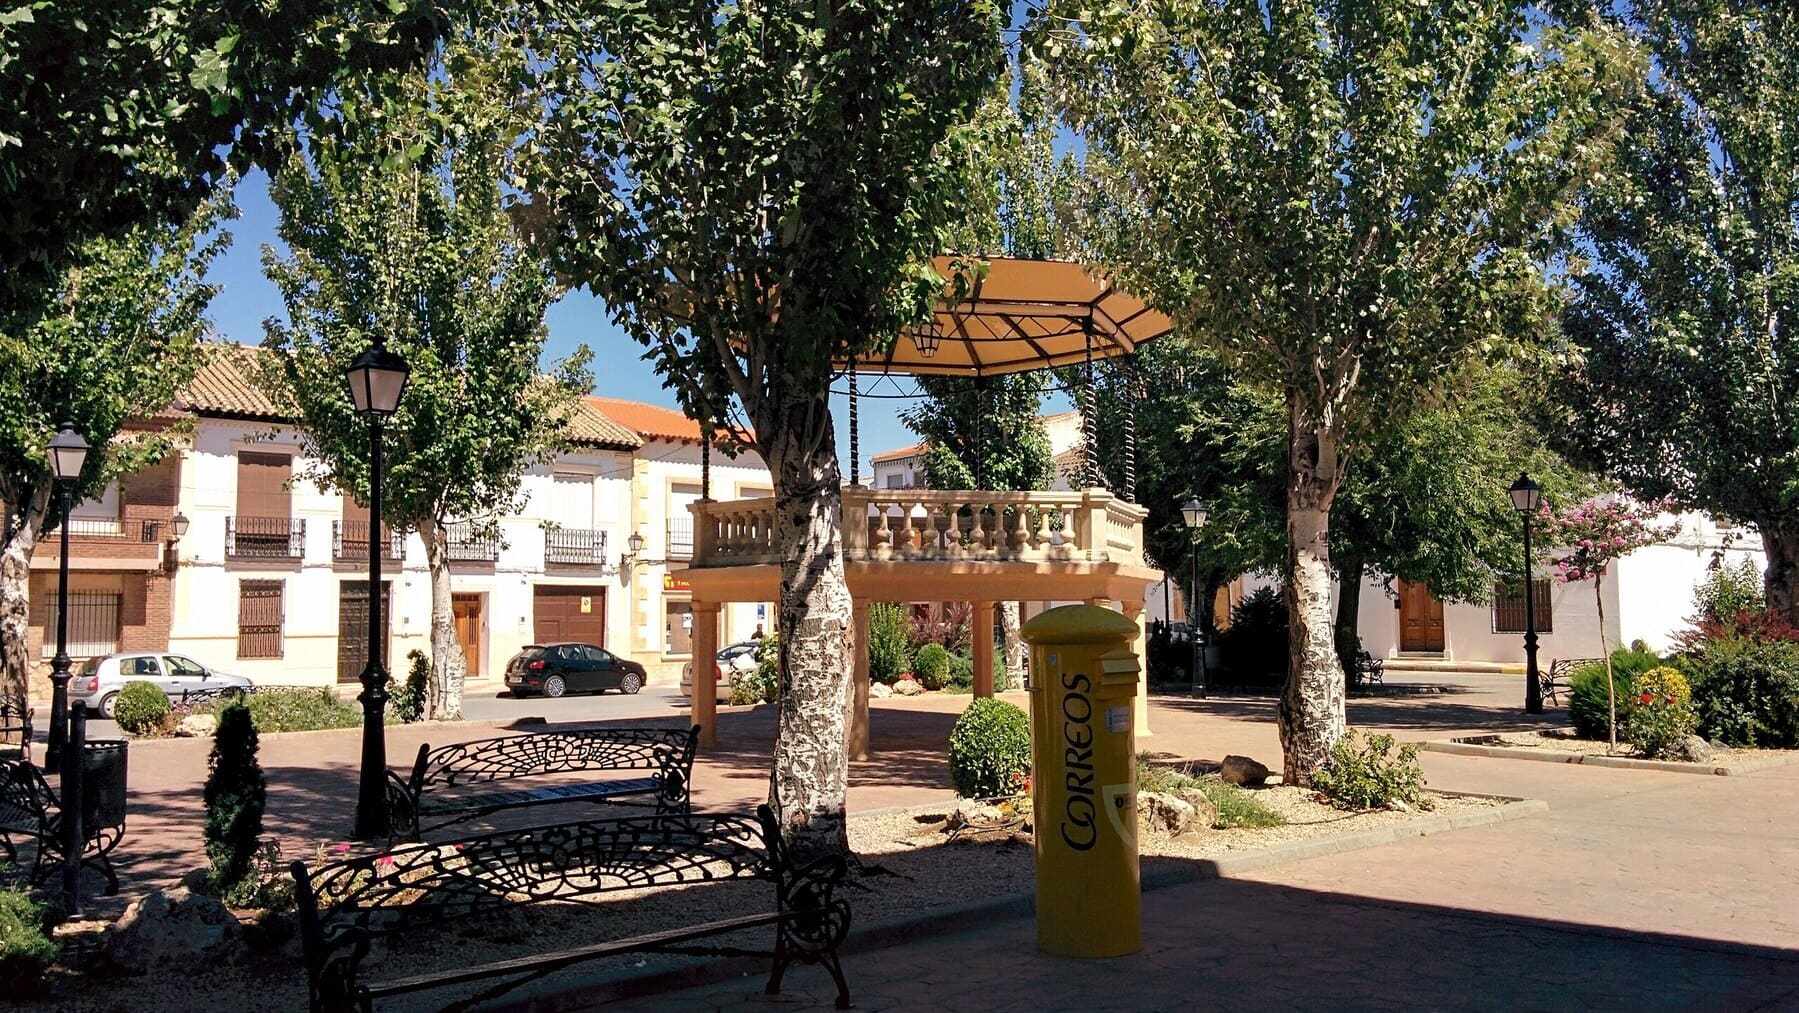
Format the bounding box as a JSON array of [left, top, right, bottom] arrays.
[[1020, 604, 1143, 957], [80, 740, 128, 833]]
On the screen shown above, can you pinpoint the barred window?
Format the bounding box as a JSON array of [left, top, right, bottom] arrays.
[[1492, 579, 1553, 634], [238, 580, 285, 659]]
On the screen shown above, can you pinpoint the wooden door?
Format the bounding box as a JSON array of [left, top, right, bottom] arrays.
[[452, 593, 483, 678], [1398, 580, 1445, 652], [337, 581, 392, 683], [533, 586, 606, 646]]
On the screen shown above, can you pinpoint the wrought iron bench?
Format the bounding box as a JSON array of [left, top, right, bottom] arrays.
[[386, 725, 699, 840], [0, 759, 125, 894], [1543, 658, 1601, 706], [0, 700, 29, 761], [291, 806, 852, 1013], [1349, 650, 1385, 690]]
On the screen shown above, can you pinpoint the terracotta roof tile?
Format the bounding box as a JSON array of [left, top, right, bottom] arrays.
[[586, 397, 750, 445], [565, 400, 643, 449], [872, 441, 927, 464]]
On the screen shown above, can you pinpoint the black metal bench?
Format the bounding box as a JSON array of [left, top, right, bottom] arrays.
[[1542, 658, 1600, 706], [0, 759, 124, 894], [1349, 650, 1385, 690], [385, 725, 699, 840], [0, 700, 29, 762], [291, 806, 852, 1012]]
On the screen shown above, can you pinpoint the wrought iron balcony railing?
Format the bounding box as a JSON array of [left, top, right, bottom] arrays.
[[544, 527, 610, 567], [333, 520, 404, 562], [446, 522, 500, 562], [226, 516, 306, 560]]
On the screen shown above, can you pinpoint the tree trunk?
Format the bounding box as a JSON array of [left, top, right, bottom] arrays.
[[418, 522, 467, 722], [1762, 526, 1799, 625], [999, 600, 1025, 692], [1278, 406, 1347, 786], [760, 394, 854, 866], [1334, 552, 1364, 678], [1597, 576, 1615, 752], [0, 490, 48, 717]]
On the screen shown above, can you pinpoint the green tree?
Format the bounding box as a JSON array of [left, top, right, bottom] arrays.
[[1034, 0, 1631, 781], [0, 197, 231, 713], [261, 42, 585, 721], [1, 0, 442, 344], [1556, 2, 1799, 621], [522, 0, 1004, 860]]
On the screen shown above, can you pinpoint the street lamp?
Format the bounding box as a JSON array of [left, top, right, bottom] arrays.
[[1181, 499, 1208, 698], [345, 341, 409, 840], [1509, 473, 1544, 715], [45, 422, 90, 768]]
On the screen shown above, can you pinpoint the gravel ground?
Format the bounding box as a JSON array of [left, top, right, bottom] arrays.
[[28, 789, 1510, 1012], [1484, 729, 1799, 769]]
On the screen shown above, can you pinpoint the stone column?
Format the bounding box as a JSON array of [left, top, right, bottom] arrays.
[[973, 601, 996, 698], [691, 601, 721, 747], [1122, 598, 1151, 738], [849, 600, 871, 761]]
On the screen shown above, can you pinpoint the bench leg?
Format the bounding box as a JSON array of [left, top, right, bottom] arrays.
[[822, 949, 852, 1010], [764, 933, 789, 998]]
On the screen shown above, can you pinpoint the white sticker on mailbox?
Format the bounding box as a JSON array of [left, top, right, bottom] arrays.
[[1106, 705, 1129, 733]]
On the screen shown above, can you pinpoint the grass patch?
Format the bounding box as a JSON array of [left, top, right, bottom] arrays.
[[1135, 753, 1284, 829]]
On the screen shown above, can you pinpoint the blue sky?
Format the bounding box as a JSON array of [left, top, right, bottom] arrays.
[[207, 170, 926, 476]]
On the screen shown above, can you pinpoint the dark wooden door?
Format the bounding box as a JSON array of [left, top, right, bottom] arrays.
[[1399, 580, 1445, 652], [452, 594, 482, 678], [337, 580, 392, 683]]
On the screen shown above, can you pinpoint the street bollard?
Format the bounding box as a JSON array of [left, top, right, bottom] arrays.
[[1021, 604, 1143, 958]]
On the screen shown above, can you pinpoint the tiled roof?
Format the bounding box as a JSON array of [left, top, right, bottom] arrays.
[[586, 397, 750, 445], [565, 400, 643, 449], [872, 441, 927, 464], [1054, 444, 1088, 476]]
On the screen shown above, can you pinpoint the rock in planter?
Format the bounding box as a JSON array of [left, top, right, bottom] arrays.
[[1173, 787, 1220, 829], [176, 713, 218, 738], [1138, 791, 1198, 836], [103, 887, 244, 974], [892, 678, 924, 697], [945, 799, 1005, 832], [1219, 754, 1271, 787], [1681, 734, 1717, 763], [869, 682, 893, 700]]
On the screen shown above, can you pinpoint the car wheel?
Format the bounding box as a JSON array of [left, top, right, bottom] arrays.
[[620, 671, 644, 695], [98, 693, 119, 719], [542, 674, 567, 699]]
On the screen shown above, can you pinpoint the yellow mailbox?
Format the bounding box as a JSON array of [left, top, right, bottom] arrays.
[[1020, 604, 1143, 958]]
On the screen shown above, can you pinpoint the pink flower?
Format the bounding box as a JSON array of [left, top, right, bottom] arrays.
[[377, 854, 395, 868], [1578, 539, 1593, 548], [331, 843, 352, 854], [1613, 537, 1627, 548]]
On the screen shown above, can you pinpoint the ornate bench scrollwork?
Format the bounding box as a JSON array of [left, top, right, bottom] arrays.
[[0, 760, 124, 894]]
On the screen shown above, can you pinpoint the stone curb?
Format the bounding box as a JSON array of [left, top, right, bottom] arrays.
[[488, 792, 1546, 1011], [1417, 739, 1799, 776]]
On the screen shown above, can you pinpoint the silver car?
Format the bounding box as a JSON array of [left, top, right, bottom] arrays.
[[69, 652, 254, 718], [680, 641, 760, 696]]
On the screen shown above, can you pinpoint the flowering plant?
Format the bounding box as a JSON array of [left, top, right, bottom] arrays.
[[1622, 667, 1696, 760]]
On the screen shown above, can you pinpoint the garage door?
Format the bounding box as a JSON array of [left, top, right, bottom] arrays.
[[533, 586, 606, 646]]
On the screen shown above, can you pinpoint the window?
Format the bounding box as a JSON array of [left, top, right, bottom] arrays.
[[1492, 579, 1553, 634], [40, 592, 121, 659], [665, 600, 694, 656], [126, 656, 162, 678], [238, 580, 285, 659], [165, 656, 207, 678]]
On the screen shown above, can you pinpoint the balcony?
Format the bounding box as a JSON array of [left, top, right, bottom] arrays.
[[544, 527, 610, 568], [333, 520, 404, 562], [666, 516, 695, 560], [226, 516, 305, 561], [33, 518, 168, 571], [446, 522, 500, 563]]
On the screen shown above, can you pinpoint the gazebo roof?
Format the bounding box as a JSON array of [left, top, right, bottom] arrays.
[[841, 256, 1173, 378]]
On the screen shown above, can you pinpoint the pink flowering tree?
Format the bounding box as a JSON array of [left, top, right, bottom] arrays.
[[1537, 497, 1677, 749]]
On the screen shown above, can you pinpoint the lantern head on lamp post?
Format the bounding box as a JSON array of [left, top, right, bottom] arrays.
[[1181, 499, 1209, 697], [45, 422, 90, 768], [1510, 473, 1545, 714], [347, 341, 408, 840]]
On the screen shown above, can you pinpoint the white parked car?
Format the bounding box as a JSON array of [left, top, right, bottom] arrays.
[[680, 641, 760, 696], [69, 653, 254, 719]]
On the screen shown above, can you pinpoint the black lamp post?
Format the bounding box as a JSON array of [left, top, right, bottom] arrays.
[[1510, 473, 1544, 714], [1181, 498, 1208, 698], [45, 422, 90, 769], [346, 341, 410, 840]]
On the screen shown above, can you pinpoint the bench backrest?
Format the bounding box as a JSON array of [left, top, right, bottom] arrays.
[[410, 725, 699, 794], [291, 808, 776, 978], [0, 761, 52, 833]]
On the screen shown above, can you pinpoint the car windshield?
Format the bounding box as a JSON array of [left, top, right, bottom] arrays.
[[517, 647, 546, 660], [720, 644, 754, 660], [165, 656, 206, 677], [78, 657, 100, 676]]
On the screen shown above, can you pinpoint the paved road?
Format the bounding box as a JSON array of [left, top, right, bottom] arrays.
[[459, 681, 692, 725]]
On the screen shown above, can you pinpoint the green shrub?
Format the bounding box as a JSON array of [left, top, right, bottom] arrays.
[[391, 650, 429, 723], [1568, 645, 1664, 739], [947, 699, 1031, 799], [204, 702, 266, 899], [1694, 558, 1766, 624], [1623, 667, 1697, 759], [947, 652, 974, 691], [1311, 730, 1429, 811], [913, 643, 951, 690], [113, 680, 170, 735], [868, 604, 911, 684], [1133, 755, 1284, 829], [231, 687, 363, 733], [0, 887, 55, 996], [1682, 635, 1799, 747], [1216, 586, 1287, 683]]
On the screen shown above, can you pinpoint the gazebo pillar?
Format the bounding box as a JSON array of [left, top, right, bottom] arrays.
[[972, 601, 996, 698], [1121, 598, 1152, 738], [691, 601, 722, 747], [849, 600, 871, 760]]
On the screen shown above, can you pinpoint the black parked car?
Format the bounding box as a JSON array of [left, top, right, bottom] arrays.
[[504, 643, 648, 698]]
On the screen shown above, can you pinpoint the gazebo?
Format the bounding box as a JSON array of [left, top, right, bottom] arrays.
[[677, 257, 1172, 755]]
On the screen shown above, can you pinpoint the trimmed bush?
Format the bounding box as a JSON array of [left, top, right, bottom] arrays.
[[1568, 645, 1664, 740], [947, 652, 975, 691], [113, 680, 170, 735], [1311, 730, 1428, 811], [0, 887, 55, 996], [1682, 635, 1799, 748], [204, 702, 266, 900], [913, 643, 951, 690], [947, 699, 1031, 799], [232, 687, 362, 733], [868, 603, 911, 685], [1623, 667, 1697, 759], [392, 650, 429, 723], [1216, 586, 1287, 685]]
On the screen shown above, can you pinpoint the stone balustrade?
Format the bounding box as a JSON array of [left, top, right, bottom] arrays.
[[689, 488, 1147, 568]]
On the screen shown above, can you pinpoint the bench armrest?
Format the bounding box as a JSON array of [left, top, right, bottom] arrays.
[[384, 769, 421, 843]]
